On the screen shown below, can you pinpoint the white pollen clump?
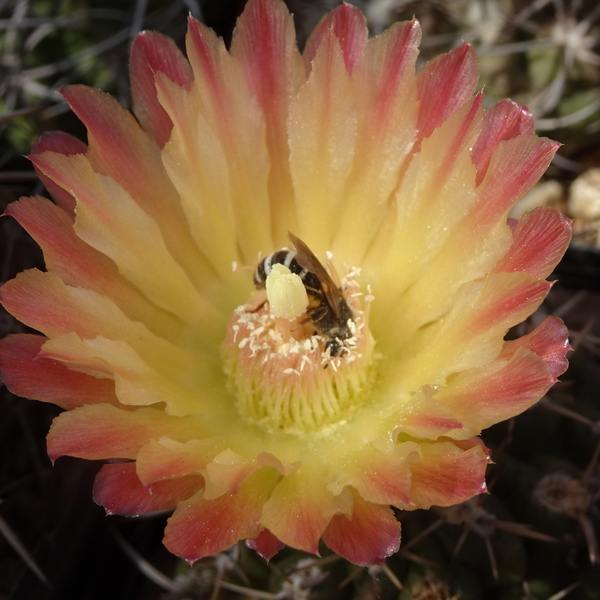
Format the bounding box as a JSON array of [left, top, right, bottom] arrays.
[[265, 263, 309, 321]]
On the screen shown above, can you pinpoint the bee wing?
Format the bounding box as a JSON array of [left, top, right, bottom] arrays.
[[288, 232, 342, 318]]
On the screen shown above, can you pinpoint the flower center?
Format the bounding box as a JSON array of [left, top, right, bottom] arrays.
[[222, 266, 377, 435]]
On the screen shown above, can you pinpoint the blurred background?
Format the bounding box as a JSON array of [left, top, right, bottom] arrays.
[[1, 0, 600, 598]]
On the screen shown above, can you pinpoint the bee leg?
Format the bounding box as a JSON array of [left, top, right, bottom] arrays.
[[307, 305, 329, 322]]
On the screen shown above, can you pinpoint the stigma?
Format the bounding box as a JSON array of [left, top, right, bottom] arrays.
[[265, 263, 309, 320]]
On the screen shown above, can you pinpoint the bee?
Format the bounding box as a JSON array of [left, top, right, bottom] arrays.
[[254, 232, 354, 356]]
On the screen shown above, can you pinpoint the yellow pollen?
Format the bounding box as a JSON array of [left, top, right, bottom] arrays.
[[265, 264, 309, 321], [222, 268, 377, 435]]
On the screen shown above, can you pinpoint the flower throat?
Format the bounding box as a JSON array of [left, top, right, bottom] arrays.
[[222, 236, 377, 435]]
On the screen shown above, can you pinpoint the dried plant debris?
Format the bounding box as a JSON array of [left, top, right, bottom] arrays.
[[569, 168, 600, 247]]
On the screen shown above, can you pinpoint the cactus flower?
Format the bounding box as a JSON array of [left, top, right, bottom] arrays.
[[0, 0, 571, 566]]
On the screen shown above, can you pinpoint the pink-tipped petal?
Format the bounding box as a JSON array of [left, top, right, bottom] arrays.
[[322, 493, 400, 565], [47, 404, 198, 461], [426, 93, 484, 193], [261, 468, 341, 554], [29, 152, 221, 329], [390, 272, 552, 393], [0, 270, 107, 339], [0, 334, 118, 408], [58, 86, 213, 286], [230, 0, 304, 238], [304, 3, 368, 73], [93, 462, 202, 516], [389, 387, 464, 439], [60, 85, 161, 196], [398, 413, 464, 439], [289, 31, 356, 247], [245, 528, 285, 561], [501, 316, 570, 378], [494, 207, 572, 278], [186, 17, 227, 105], [4, 196, 82, 276], [135, 438, 223, 488], [130, 30, 193, 147], [435, 348, 557, 432], [475, 136, 560, 226], [30, 131, 87, 213], [164, 468, 279, 563], [327, 442, 420, 505], [59, 85, 180, 221], [6, 196, 102, 286], [0, 271, 195, 368], [184, 17, 273, 262], [472, 100, 535, 183], [333, 19, 421, 261], [349, 18, 421, 150], [471, 275, 552, 334], [416, 43, 479, 139], [365, 93, 484, 338], [31, 129, 87, 156], [231, 0, 303, 117], [4, 197, 183, 340], [405, 442, 489, 509]]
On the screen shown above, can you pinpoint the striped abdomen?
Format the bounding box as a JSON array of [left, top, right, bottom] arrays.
[[254, 250, 321, 293]]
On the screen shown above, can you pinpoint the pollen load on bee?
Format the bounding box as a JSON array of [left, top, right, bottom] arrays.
[[253, 233, 355, 357]]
